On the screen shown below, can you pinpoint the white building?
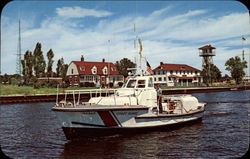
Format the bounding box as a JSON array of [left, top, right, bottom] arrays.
[[153, 62, 203, 87]]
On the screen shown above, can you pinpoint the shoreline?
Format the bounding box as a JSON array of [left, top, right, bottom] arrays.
[[1, 86, 249, 105]]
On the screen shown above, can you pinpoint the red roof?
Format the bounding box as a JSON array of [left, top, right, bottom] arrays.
[[153, 63, 200, 72], [72, 61, 121, 75], [198, 45, 216, 50]]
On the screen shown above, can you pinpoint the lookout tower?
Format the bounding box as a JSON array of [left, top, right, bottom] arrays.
[[198, 44, 216, 85]]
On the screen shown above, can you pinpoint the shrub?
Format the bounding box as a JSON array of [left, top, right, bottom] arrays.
[[33, 82, 43, 89]]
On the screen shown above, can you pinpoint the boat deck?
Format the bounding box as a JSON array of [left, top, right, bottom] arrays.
[[52, 104, 149, 111]]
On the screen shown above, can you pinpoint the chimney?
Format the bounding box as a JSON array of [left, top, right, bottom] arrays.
[[160, 62, 163, 65], [81, 55, 84, 62], [102, 58, 105, 62]]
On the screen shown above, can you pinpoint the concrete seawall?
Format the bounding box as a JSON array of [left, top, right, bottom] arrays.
[[1, 86, 249, 105]]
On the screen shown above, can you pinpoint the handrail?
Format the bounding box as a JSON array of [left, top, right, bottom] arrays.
[[59, 88, 155, 107]]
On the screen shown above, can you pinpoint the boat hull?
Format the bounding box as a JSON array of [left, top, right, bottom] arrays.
[[52, 105, 205, 140], [62, 117, 203, 140]]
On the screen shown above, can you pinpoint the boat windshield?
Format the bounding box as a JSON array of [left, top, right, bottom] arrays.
[[126, 80, 136, 88], [137, 80, 145, 88]]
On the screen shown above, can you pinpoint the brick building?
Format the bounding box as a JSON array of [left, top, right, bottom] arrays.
[[66, 56, 124, 87]]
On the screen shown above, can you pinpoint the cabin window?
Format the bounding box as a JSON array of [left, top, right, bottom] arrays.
[[137, 80, 145, 88], [148, 78, 153, 87], [126, 80, 136, 88]]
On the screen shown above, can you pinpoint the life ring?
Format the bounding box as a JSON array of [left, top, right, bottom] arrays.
[[168, 100, 176, 110]]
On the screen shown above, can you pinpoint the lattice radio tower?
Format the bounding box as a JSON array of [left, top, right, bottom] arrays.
[[16, 20, 22, 75], [198, 44, 216, 85]]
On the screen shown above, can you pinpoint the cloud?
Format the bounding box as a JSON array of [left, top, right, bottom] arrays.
[[1, 4, 250, 76], [56, 6, 112, 18]]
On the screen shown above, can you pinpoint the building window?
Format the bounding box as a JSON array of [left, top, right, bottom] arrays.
[[170, 71, 173, 74], [168, 77, 171, 81], [103, 66, 108, 75], [158, 77, 162, 81], [184, 71, 186, 74], [195, 71, 198, 74], [79, 66, 85, 71], [164, 77, 166, 81], [194, 77, 197, 80], [92, 66, 97, 74], [154, 77, 157, 81], [71, 69, 74, 74]]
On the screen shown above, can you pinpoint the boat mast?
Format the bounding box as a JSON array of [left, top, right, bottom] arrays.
[[134, 23, 143, 76]]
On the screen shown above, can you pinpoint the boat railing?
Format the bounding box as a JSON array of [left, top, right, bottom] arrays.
[[55, 88, 155, 107], [57, 88, 118, 107]]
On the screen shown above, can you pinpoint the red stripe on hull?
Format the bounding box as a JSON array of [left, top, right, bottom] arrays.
[[98, 111, 118, 127]]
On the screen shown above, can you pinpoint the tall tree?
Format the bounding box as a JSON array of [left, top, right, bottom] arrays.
[[33, 42, 46, 77], [225, 56, 247, 84], [21, 50, 33, 84], [56, 57, 64, 77], [201, 64, 222, 84], [62, 64, 68, 81], [46, 49, 54, 77], [115, 58, 136, 77]]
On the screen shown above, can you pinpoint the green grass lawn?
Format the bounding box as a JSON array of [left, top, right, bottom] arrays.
[[0, 85, 98, 96]]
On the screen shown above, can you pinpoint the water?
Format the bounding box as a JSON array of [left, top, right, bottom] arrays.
[[0, 90, 249, 158]]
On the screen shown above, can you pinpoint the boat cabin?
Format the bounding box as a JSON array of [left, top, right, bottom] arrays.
[[122, 75, 154, 89]]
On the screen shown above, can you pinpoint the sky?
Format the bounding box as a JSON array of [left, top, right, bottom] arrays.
[[1, 0, 250, 76]]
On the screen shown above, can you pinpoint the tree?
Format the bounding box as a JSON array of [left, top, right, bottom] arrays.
[[225, 56, 247, 84], [115, 58, 136, 77], [62, 64, 68, 81], [46, 49, 54, 77], [33, 42, 46, 77], [201, 63, 222, 84], [56, 57, 68, 81], [56, 58, 63, 77], [21, 50, 33, 84]]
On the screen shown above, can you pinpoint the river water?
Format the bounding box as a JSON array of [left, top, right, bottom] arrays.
[[0, 90, 249, 158]]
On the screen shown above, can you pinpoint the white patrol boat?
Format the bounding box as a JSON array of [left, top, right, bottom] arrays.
[[52, 38, 205, 140], [52, 74, 205, 140]]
